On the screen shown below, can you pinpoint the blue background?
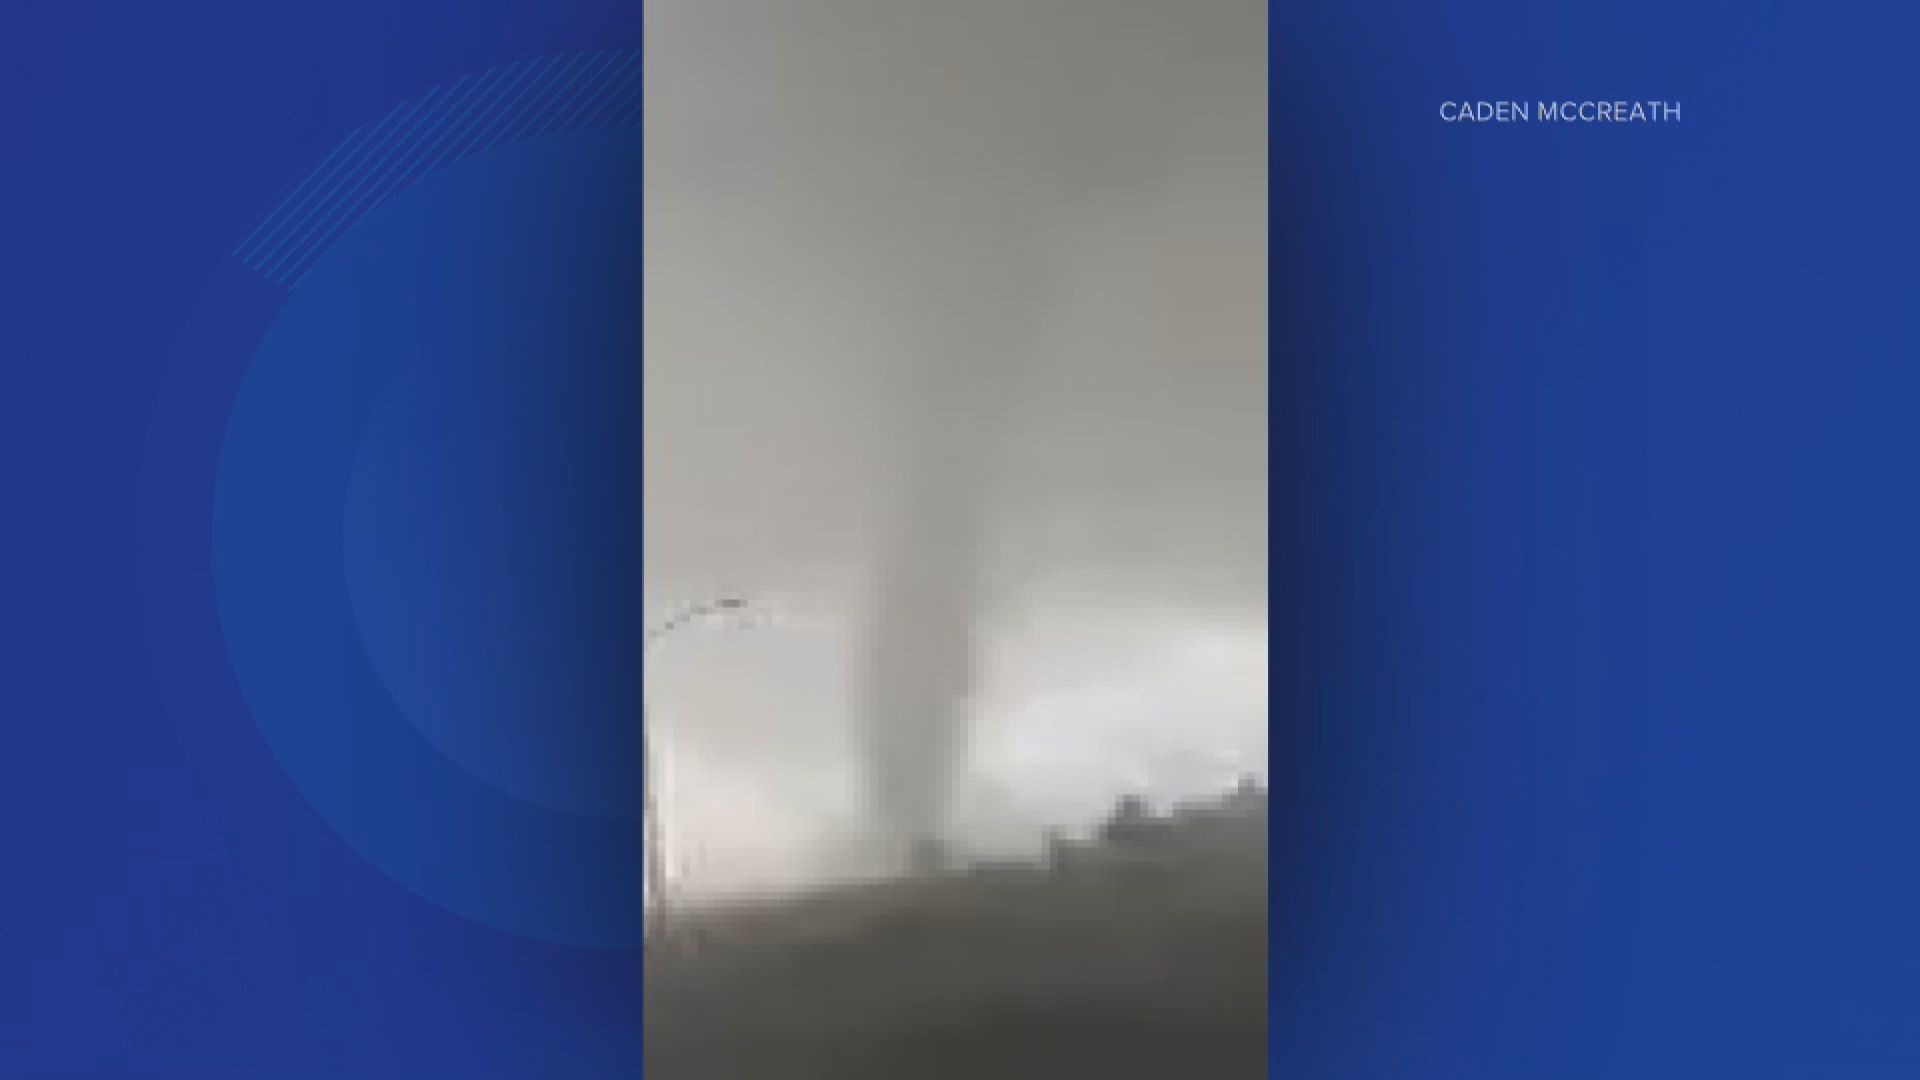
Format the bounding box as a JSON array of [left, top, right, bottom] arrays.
[[2, 4, 648, 1077], [1269, 2, 1920, 1077], [2, 0, 1918, 1077]]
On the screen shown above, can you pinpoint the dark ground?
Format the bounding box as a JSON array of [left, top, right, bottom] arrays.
[[644, 788, 1268, 1080]]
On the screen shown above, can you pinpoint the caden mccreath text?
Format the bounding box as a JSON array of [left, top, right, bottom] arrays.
[[1439, 100, 1681, 123]]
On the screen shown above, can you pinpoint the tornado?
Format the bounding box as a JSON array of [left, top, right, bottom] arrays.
[[861, 321, 999, 874]]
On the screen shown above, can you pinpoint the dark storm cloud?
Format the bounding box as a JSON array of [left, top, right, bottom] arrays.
[[645, 0, 1265, 889]]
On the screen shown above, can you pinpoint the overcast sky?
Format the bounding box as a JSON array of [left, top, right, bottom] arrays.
[[644, 0, 1266, 898]]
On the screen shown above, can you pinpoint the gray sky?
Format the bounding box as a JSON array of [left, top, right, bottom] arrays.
[[644, 0, 1266, 898]]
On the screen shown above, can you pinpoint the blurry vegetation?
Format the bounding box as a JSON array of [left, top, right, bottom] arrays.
[[645, 780, 1268, 1079]]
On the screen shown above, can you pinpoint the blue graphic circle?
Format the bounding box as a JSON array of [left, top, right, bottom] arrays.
[[206, 127, 646, 946]]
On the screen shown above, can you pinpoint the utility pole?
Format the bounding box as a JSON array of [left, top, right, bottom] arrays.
[[644, 595, 749, 942]]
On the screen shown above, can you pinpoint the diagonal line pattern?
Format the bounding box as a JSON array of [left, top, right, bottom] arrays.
[[277, 53, 588, 288], [271, 73, 499, 285], [584, 62, 646, 131], [475, 52, 598, 158], [466, 53, 585, 163], [525, 50, 619, 140], [430, 57, 543, 170], [247, 87, 447, 275], [494, 52, 603, 151], [256, 83, 455, 281], [604, 71, 647, 128], [554, 51, 641, 134], [235, 120, 375, 258], [403, 65, 520, 187], [237, 50, 643, 289], [238, 101, 409, 264]]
